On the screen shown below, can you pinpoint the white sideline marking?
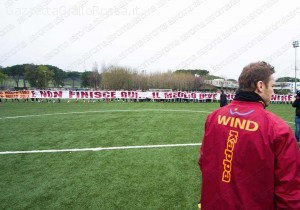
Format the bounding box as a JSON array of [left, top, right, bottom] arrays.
[[1, 109, 293, 124], [286, 121, 295, 124], [0, 143, 202, 155], [0, 109, 211, 120]]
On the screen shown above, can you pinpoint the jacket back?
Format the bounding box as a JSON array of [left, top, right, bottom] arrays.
[[199, 100, 300, 210]]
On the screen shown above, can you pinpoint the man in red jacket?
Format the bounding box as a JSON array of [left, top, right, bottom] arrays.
[[198, 61, 300, 209]]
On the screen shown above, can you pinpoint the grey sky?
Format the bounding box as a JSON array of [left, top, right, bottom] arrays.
[[1, 0, 300, 80]]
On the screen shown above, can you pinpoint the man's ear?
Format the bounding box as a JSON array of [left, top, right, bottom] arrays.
[[256, 81, 264, 93]]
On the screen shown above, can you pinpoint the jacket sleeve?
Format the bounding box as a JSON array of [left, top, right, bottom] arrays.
[[273, 122, 300, 209], [198, 115, 210, 170]]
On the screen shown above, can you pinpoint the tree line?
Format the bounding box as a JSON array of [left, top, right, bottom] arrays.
[[0, 63, 218, 91], [0, 64, 297, 92]]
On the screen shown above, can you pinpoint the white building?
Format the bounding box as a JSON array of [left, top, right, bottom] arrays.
[[274, 82, 299, 93], [205, 79, 238, 89]]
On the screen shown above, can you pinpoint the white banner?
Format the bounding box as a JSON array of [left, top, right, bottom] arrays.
[[0, 90, 295, 102], [29, 90, 221, 100]]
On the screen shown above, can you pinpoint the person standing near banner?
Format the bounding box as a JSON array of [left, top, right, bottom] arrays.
[[198, 61, 300, 209], [219, 90, 228, 107], [292, 90, 300, 144]]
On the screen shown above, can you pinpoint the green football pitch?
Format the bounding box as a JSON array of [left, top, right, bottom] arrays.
[[0, 101, 295, 209]]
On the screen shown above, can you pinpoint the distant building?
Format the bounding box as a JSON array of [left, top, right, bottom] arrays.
[[273, 82, 299, 93], [203, 80, 299, 92], [204, 79, 238, 89]]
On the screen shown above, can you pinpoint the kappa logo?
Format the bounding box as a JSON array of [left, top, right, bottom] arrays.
[[222, 130, 238, 183]]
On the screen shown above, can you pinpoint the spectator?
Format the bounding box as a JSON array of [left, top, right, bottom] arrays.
[[292, 90, 300, 143], [219, 90, 228, 107]]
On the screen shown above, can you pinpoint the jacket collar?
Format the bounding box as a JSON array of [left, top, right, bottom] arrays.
[[234, 90, 266, 108]]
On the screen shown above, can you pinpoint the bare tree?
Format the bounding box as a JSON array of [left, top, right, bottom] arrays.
[[101, 65, 133, 90], [90, 62, 101, 90]]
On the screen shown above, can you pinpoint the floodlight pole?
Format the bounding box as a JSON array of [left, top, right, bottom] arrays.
[[293, 41, 299, 93]]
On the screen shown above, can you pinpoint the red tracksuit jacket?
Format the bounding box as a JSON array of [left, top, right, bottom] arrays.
[[199, 100, 300, 210]]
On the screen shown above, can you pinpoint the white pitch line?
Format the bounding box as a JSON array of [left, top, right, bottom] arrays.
[[0, 109, 293, 124], [0, 109, 211, 120], [0, 143, 202, 155]]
